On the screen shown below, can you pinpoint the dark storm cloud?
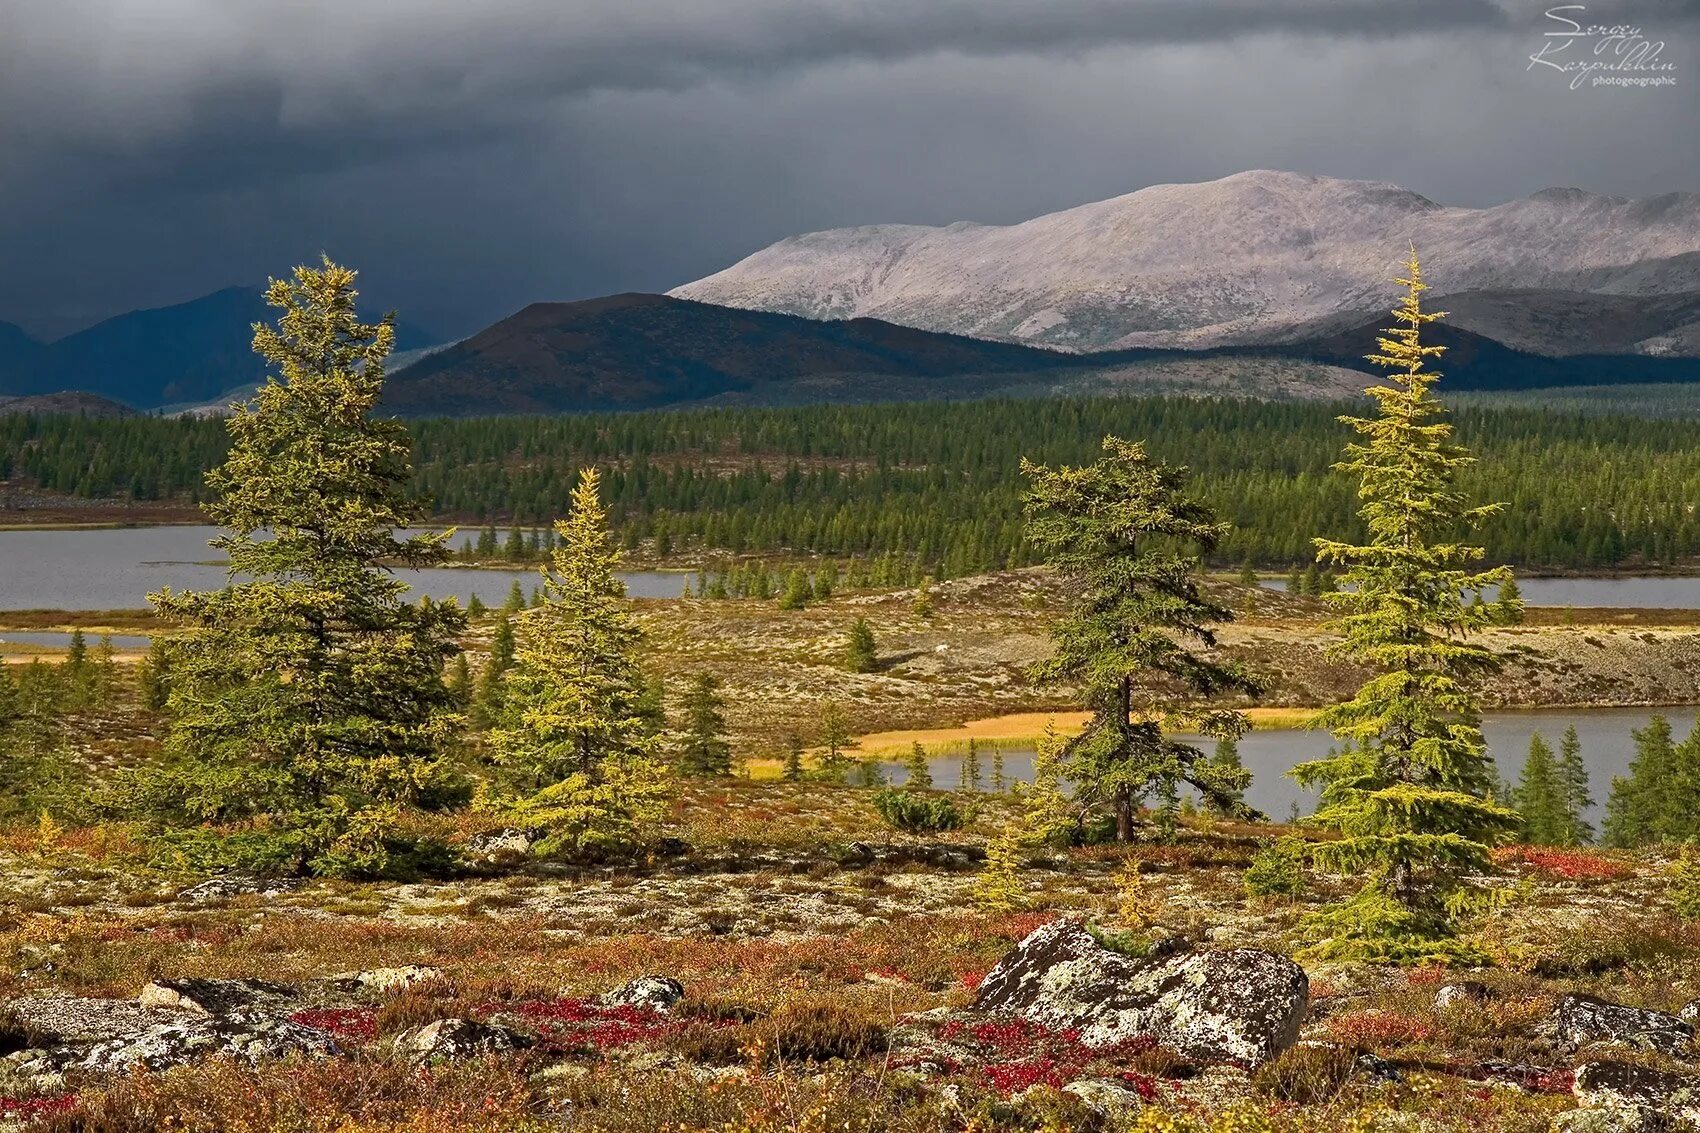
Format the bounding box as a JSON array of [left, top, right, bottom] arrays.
[[2, 0, 1697, 339]]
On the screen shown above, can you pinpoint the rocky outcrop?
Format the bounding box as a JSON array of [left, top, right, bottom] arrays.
[[973, 919, 1307, 1066], [326, 966, 444, 995], [395, 1018, 530, 1063], [464, 829, 533, 869], [78, 1016, 339, 1074], [177, 876, 305, 901], [137, 977, 296, 1019], [1561, 1061, 1700, 1133], [1539, 994, 1694, 1056], [601, 977, 685, 1012]]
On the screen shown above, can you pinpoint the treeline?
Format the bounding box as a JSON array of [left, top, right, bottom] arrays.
[[8, 396, 1700, 569]]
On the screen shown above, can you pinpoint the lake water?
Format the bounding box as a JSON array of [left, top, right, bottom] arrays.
[[1262, 575, 1700, 609], [0, 526, 690, 611], [889, 707, 1692, 826], [0, 631, 152, 650]]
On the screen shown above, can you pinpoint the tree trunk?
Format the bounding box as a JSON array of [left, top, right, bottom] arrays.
[[1116, 787, 1134, 842]]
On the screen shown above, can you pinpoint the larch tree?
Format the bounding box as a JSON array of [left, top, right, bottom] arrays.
[[146, 257, 465, 877], [489, 469, 669, 856], [1294, 248, 1520, 963], [1022, 436, 1259, 842]]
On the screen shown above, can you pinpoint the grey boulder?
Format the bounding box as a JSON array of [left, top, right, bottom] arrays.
[[137, 977, 296, 1019], [78, 1016, 340, 1074], [600, 977, 685, 1012], [396, 1018, 531, 1063], [1540, 995, 1694, 1056], [973, 919, 1307, 1066], [1566, 1061, 1700, 1132]]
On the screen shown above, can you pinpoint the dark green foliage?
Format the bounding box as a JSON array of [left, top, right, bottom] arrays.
[[1514, 733, 1580, 845], [1602, 715, 1700, 847], [782, 734, 805, 782], [15, 395, 1700, 571], [843, 618, 878, 673], [1295, 252, 1520, 962], [960, 738, 982, 793], [1023, 436, 1258, 841], [140, 259, 466, 878], [1206, 737, 1246, 816], [677, 674, 732, 777], [1557, 725, 1594, 845], [871, 788, 964, 833], [778, 569, 811, 610]]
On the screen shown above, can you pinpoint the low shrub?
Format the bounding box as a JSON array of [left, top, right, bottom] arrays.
[[1252, 1042, 1356, 1103], [870, 789, 963, 833], [1243, 837, 1307, 900], [764, 999, 887, 1063], [1671, 847, 1700, 920]]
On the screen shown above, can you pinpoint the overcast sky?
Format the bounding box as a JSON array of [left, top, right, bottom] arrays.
[[4, 0, 1697, 340]]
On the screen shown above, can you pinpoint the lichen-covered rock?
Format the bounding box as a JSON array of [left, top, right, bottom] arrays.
[[1434, 982, 1492, 1012], [78, 1017, 340, 1073], [600, 977, 685, 1012], [395, 1018, 530, 1063], [973, 919, 1307, 1066], [137, 977, 296, 1019], [464, 829, 532, 868], [1552, 1106, 1674, 1133], [4, 997, 165, 1046], [328, 966, 444, 995], [177, 876, 304, 901], [1540, 995, 1694, 1056], [1061, 1077, 1150, 1119], [1573, 1061, 1700, 1127]]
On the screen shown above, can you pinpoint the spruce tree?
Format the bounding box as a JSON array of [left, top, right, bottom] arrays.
[[991, 743, 1007, 793], [1294, 249, 1519, 962], [779, 569, 811, 610], [1206, 736, 1247, 817], [904, 742, 934, 790], [146, 258, 465, 876], [1603, 716, 1674, 848], [912, 577, 934, 618], [489, 469, 669, 855], [817, 701, 852, 783], [782, 733, 805, 782], [961, 738, 983, 793], [1514, 733, 1567, 845], [677, 673, 733, 777], [1023, 436, 1259, 841], [1557, 725, 1594, 845], [845, 618, 878, 673]]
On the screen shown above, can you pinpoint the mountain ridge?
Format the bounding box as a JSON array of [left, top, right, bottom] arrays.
[[670, 170, 1700, 353]]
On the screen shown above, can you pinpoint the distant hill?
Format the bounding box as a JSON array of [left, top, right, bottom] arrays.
[[0, 321, 46, 391], [382, 293, 1100, 415], [0, 391, 136, 418], [0, 287, 436, 409], [673, 170, 1700, 354], [382, 292, 1700, 417]]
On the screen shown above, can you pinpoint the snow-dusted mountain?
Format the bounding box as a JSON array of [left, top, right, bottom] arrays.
[[670, 171, 1700, 353]]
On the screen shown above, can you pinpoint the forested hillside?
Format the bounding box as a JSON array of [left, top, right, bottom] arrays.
[[4, 396, 1699, 571]]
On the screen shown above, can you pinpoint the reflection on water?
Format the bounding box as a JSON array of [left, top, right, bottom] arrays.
[[885, 707, 1695, 826], [0, 525, 689, 610], [1262, 575, 1700, 609]]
